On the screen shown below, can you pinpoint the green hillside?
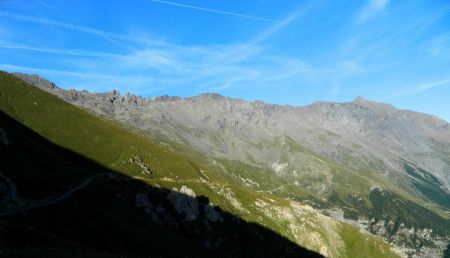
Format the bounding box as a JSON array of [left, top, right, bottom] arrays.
[[0, 71, 399, 257]]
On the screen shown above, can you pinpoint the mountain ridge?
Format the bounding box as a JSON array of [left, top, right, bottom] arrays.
[[13, 72, 450, 189], [8, 71, 450, 257], [12, 72, 449, 124]]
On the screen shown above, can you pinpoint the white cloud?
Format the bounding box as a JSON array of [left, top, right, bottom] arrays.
[[355, 0, 389, 24]]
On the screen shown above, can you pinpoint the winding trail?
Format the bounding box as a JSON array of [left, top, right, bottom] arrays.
[[0, 173, 109, 217]]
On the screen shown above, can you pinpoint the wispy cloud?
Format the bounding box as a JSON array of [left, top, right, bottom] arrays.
[[0, 43, 121, 58], [1, 0, 449, 120], [0, 0, 346, 98], [0, 63, 121, 79], [426, 32, 450, 57], [411, 79, 450, 95], [355, 0, 389, 23], [0, 40, 329, 96], [147, 0, 274, 22], [0, 63, 179, 94], [400, 6, 450, 49], [0, 11, 162, 46], [247, 4, 310, 46], [386, 78, 450, 99], [0, 42, 187, 70], [0, 0, 309, 70], [0, 1, 370, 100], [329, 61, 366, 95], [344, 4, 450, 65], [216, 3, 311, 65]]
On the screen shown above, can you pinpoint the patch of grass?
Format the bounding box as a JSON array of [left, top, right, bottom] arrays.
[[339, 223, 399, 258]]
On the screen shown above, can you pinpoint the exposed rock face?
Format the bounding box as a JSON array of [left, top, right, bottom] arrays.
[[14, 73, 56, 90], [154, 95, 182, 102], [135, 193, 159, 222], [167, 185, 199, 221], [203, 203, 223, 222]]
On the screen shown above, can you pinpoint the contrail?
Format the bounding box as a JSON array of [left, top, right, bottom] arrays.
[[412, 79, 450, 95], [0, 64, 122, 79], [0, 11, 163, 46], [0, 44, 121, 58], [0, 12, 115, 38], [147, 0, 275, 22]]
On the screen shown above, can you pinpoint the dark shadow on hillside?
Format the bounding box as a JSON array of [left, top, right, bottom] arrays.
[[444, 242, 450, 258], [0, 110, 323, 258]]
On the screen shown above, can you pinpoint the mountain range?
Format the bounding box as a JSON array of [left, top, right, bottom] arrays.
[[1, 71, 449, 257]]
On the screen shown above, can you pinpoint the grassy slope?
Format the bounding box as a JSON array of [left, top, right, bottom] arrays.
[[0, 71, 398, 257], [261, 135, 450, 233], [1, 106, 324, 258]]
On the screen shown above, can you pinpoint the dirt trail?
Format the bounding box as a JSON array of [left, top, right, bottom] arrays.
[[0, 173, 108, 217]]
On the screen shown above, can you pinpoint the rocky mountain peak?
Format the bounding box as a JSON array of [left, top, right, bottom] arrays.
[[13, 72, 58, 90], [192, 93, 226, 101], [352, 96, 368, 104], [153, 95, 182, 102]]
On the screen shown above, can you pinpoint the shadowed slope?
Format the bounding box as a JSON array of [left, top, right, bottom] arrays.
[[0, 110, 323, 258], [0, 71, 401, 257]]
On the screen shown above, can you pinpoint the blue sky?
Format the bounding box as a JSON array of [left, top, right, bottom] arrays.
[[0, 0, 449, 121]]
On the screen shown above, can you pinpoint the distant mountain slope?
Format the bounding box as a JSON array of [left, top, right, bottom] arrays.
[[10, 71, 450, 257], [15, 72, 450, 196], [0, 71, 401, 257]]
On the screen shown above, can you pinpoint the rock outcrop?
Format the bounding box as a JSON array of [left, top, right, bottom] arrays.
[[167, 185, 199, 221]]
